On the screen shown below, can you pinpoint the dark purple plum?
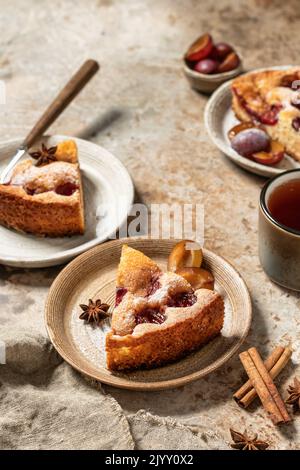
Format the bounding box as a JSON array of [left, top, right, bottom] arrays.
[[231, 128, 270, 158], [193, 59, 219, 75]]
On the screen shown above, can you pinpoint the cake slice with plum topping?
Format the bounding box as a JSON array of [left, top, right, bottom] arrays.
[[106, 244, 224, 371], [231, 68, 300, 163], [0, 140, 84, 236]]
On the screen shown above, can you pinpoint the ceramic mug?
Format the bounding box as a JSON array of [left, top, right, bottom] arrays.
[[259, 169, 300, 291]]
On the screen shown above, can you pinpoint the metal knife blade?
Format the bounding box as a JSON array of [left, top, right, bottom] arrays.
[[0, 147, 26, 184]]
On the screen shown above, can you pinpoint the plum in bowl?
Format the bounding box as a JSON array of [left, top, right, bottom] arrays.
[[183, 33, 243, 93]]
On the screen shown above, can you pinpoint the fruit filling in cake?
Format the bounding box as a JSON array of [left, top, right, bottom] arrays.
[[135, 307, 166, 325], [115, 287, 128, 307], [0, 139, 85, 236], [146, 275, 161, 297], [112, 271, 194, 336], [166, 291, 197, 308]]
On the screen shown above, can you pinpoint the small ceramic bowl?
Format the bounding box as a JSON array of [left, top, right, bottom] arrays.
[[183, 59, 243, 94], [259, 169, 300, 291]]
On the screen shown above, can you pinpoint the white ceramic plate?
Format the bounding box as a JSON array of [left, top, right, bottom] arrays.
[[205, 65, 300, 178], [0, 135, 134, 268]]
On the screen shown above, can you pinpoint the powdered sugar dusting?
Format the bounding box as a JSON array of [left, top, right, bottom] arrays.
[[10, 160, 79, 194], [112, 272, 194, 335], [148, 272, 191, 304]]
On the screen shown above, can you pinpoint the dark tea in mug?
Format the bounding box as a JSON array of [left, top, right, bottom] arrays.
[[267, 178, 300, 232], [259, 169, 300, 291]]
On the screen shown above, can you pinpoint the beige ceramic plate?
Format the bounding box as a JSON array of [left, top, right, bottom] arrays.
[[0, 135, 134, 268], [45, 238, 252, 391], [205, 66, 300, 178]]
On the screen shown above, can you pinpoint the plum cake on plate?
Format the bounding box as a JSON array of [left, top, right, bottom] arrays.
[[0, 140, 85, 236], [106, 245, 224, 371], [232, 68, 300, 162]]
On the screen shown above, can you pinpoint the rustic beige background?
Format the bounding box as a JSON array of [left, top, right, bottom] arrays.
[[0, 0, 300, 450]]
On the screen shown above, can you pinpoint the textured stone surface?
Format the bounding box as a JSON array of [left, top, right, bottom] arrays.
[[0, 0, 300, 450]]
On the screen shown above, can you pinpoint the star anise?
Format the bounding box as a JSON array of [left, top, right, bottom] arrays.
[[79, 299, 110, 325], [286, 377, 300, 412], [29, 143, 57, 166], [230, 429, 269, 450]]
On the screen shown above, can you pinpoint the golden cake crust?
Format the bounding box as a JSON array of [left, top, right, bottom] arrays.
[[0, 140, 85, 236], [116, 245, 162, 296], [232, 68, 300, 161], [0, 184, 83, 236]]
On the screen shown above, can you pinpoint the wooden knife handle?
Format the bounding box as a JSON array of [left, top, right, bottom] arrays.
[[23, 59, 99, 149]]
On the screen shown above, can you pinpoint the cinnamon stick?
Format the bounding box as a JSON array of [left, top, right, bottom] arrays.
[[239, 347, 291, 425], [234, 346, 292, 408]]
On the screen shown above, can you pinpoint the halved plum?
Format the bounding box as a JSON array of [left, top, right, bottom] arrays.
[[167, 240, 203, 272], [214, 42, 233, 60], [231, 128, 270, 158], [228, 122, 257, 141], [185, 33, 213, 62], [194, 58, 219, 75], [217, 52, 240, 73], [252, 140, 285, 166]]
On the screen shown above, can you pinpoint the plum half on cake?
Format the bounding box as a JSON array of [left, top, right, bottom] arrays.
[[231, 68, 300, 162], [0, 140, 84, 236], [106, 245, 224, 371]]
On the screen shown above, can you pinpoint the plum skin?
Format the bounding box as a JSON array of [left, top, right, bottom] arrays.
[[231, 129, 270, 157], [194, 58, 219, 75], [185, 33, 213, 62], [218, 52, 240, 73]]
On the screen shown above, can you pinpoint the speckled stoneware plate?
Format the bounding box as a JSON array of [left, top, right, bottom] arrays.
[[205, 65, 300, 178], [0, 135, 134, 268], [45, 238, 252, 391]]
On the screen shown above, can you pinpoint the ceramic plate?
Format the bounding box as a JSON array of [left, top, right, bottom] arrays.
[[0, 135, 134, 268], [45, 238, 252, 391], [205, 65, 300, 178]]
